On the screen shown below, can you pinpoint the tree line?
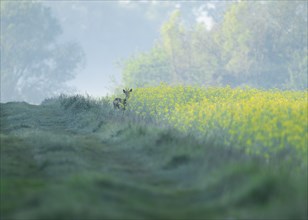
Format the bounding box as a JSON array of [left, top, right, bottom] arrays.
[[121, 1, 307, 90]]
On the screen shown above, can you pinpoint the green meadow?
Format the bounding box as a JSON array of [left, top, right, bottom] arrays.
[[1, 92, 307, 220]]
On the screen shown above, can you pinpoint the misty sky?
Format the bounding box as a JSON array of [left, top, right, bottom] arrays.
[[44, 1, 220, 97]]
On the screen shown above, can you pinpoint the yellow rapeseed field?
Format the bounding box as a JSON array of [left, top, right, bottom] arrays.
[[129, 84, 307, 163]]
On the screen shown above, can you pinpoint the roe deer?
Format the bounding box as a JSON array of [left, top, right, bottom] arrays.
[[113, 88, 132, 110]]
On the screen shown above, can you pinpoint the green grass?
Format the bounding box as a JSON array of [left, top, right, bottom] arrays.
[[0, 95, 307, 220]]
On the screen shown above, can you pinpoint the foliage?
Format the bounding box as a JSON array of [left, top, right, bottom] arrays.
[[121, 46, 171, 88], [122, 1, 307, 89], [128, 85, 308, 165], [160, 10, 187, 84], [218, 1, 308, 88], [0, 1, 85, 103]]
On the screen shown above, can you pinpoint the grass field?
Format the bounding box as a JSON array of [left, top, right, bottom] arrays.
[[1, 86, 307, 219]]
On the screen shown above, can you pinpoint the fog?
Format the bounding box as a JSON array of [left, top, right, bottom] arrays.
[[1, 1, 307, 103], [44, 1, 168, 97]]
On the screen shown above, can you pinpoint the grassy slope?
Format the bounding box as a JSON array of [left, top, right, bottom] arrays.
[[0, 97, 307, 220]]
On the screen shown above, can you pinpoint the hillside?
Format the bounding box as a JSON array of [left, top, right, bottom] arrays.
[[1, 96, 307, 220]]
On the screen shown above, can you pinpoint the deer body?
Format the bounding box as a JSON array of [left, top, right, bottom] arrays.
[[113, 89, 132, 110]]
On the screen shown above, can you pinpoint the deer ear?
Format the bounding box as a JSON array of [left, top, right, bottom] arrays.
[[123, 89, 125, 93], [130, 89, 132, 92]]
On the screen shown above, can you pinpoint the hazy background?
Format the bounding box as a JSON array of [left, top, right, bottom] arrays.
[[1, 1, 307, 103], [45, 1, 224, 96]]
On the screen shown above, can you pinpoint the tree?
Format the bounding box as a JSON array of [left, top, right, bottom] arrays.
[[120, 2, 307, 90], [122, 10, 223, 87], [160, 10, 220, 86], [190, 24, 222, 86], [1, 1, 85, 103], [216, 1, 307, 88], [121, 45, 171, 88]]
